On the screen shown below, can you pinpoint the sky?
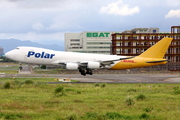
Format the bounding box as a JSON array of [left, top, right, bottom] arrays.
[[0, 0, 180, 45]]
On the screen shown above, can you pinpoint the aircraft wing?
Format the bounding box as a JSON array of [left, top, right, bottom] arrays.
[[52, 56, 134, 66], [99, 56, 135, 65]]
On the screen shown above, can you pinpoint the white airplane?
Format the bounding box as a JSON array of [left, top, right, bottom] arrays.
[[5, 37, 173, 76]]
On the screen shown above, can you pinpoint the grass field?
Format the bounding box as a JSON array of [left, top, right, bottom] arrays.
[[0, 65, 19, 74], [0, 79, 180, 120]]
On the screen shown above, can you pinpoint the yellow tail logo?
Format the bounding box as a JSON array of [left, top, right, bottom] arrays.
[[139, 38, 173, 59]]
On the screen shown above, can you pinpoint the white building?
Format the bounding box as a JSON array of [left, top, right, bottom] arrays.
[[65, 28, 159, 55], [65, 31, 119, 54]]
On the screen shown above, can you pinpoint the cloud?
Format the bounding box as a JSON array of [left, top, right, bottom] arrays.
[[99, 0, 140, 16], [3, 0, 93, 11], [0, 32, 64, 44], [165, 9, 180, 18], [32, 22, 45, 31], [0, 0, 179, 46], [6, 0, 65, 9], [166, 0, 180, 7]]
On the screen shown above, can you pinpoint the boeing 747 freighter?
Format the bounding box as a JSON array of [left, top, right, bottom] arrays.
[[5, 37, 173, 76]]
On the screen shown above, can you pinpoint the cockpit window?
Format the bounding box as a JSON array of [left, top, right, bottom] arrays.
[[16, 47, 19, 50]]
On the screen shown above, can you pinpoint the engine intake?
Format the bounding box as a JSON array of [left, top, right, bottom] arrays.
[[66, 63, 78, 70], [87, 61, 100, 69]]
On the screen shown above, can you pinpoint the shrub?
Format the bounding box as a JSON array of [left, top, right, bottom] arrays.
[[77, 91, 81, 94], [125, 97, 135, 106], [127, 88, 137, 92], [136, 94, 146, 100], [173, 86, 180, 95], [24, 80, 34, 85], [143, 107, 153, 112], [94, 83, 100, 87], [3, 82, 11, 89], [0, 113, 4, 118], [54, 86, 65, 96], [107, 104, 115, 108], [66, 114, 77, 120], [65, 89, 75, 92], [139, 113, 150, 119], [138, 83, 142, 87], [4, 113, 23, 119], [106, 112, 122, 119], [13, 80, 21, 85], [84, 112, 98, 119], [101, 84, 106, 88]]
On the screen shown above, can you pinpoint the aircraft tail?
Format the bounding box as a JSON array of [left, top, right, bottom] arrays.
[[138, 37, 173, 58]]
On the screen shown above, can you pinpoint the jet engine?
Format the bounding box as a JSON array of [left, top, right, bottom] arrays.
[[66, 63, 79, 70], [87, 61, 100, 69]]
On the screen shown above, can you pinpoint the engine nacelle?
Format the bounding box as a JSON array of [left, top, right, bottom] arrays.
[[87, 61, 100, 69], [66, 63, 79, 70]]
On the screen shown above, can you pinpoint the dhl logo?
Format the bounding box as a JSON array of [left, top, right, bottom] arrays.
[[121, 60, 136, 63]]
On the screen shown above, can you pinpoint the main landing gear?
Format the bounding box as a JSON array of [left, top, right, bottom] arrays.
[[79, 68, 93, 76]]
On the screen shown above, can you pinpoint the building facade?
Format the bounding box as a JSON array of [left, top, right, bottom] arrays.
[[65, 28, 159, 54], [0, 47, 4, 56], [64, 27, 180, 71], [111, 26, 180, 70], [65, 31, 119, 54]]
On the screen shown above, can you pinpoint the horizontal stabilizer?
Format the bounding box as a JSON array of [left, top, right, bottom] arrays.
[[146, 60, 168, 63]]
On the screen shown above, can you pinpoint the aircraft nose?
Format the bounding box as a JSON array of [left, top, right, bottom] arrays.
[[5, 51, 13, 59]]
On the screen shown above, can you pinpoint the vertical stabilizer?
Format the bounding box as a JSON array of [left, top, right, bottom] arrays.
[[139, 38, 173, 58]]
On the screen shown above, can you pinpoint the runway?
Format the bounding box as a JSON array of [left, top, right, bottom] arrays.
[[5, 65, 180, 83], [13, 73, 180, 83], [56, 74, 180, 83]]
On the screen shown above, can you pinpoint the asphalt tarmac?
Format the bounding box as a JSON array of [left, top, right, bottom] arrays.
[[13, 73, 180, 83], [4, 65, 180, 83], [5, 73, 180, 83], [50, 74, 180, 83]]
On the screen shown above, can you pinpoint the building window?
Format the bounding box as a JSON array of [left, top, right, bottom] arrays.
[[70, 43, 80, 46], [87, 47, 110, 49], [87, 42, 111, 44], [153, 30, 156, 33], [70, 39, 80, 42]]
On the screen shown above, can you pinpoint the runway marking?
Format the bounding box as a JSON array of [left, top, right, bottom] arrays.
[[163, 77, 180, 82], [163, 78, 171, 82], [126, 77, 142, 82]]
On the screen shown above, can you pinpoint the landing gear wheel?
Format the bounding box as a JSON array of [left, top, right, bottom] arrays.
[[79, 69, 86, 76], [86, 69, 93, 75], [79, 68, 93, 76]]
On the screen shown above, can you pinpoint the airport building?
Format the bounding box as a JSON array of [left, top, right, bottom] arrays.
[[65, 28, 159, 54], [64, 26, 180, 71], [111, 26, 180, 70], [65, 31, 119, 54], [0, 47, 4, 56]]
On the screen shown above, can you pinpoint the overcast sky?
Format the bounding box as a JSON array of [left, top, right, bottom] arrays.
[[0, 0, 180, 44]]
